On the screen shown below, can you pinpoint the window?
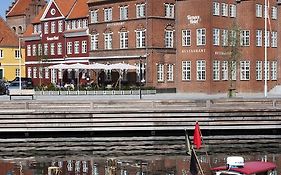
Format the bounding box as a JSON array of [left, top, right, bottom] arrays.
[[167, 64, 174, 81], [165, 3, 175, 18], [27, 67, 32, 78], [229, 4, 236, 18], [45, 67, 49, 79], [33, 25, 38, 34], [221, 29, 228, 46], [27, 45, 31, 56], [82, 41, 87, 53], [44, 43, 48, 55], [91, 10, 98, 23], [213, 2, 220, 16], [74, 41, 79, 54], [264, 61, 270, 80], [91, 34, 99, 50], [271, 31, 277, 48], [104, 8, 112, 21], [182, 30, 191, 46], [213, 28, 220, 46], [33, 67, 37, 78], [58, 20, 63, 32], [240, 61, 250, 80], [15, 50, 20, 59], [165, 30, 174, 48], [221, 61, 228, 80], [230, 61, 237, 80], [0, 50, 3, 58], [104, 33, 113, 49], [71, 20, 76, 30], [51, 69, 57, 84], [38, 44, 42, 56], [197, 28, 206, 46], [67, 42, 72, 54], [136, 30, 146, 48], [105, 70, 112, 81], [83, 19, 88, 28], [197, 60, 206, 80], [221, 3, 228, 17], [256, 30, 262, 47], [136, 3, 145, 18], [32, 44, 37, 56], [39, 67, 43, 79], [57, 43, 62, 55], [77, 20, 82, 29], [256, 4, 262, 18], [51, 21, 56, 33], [44, 22, 48, 34], [50, 43, 55, 55], [120, 6, 128, 20], [264, 31, 270, 47], [272, 6, 277, 20], [157, 64, 164, 82], [271, 61, 277, 80], [15, 68, 20, 77], [213, 60, 220, 80], [182, 61, 191, 81], [256, 61, 262, 80], [240, 30, 250, 46], [120, 31, 128, 49]]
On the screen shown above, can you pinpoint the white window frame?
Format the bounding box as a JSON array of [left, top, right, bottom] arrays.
[[67, 42, 72, 54], [240, 61, 250, 80], [27, 67, 32, 78], [51, 21, 56, 33], [196, 60, 206, 81], [264, 61, 270, 80], [50, 43, 55, 55], [167, 64, 174, 81], [120, 6, 128, 20], [256, 4, 263, 18], [272, 6, 277, 20], [44, 43, 48, 55], [157, 64, 164, 82], [58, 20, 63, 33], [82, 41, 87, 53], [32, 45, 37, 56], [271, 61, 277, 80], [213, 28, 220, 46], [33, 67, 37, 78], [74, 41, 79, 54], [264, 30, 270, 47], [213, 2, 220, 16], [136, 3, 146, 18], [38, 44, 42, 56], [45, 67, 49, 79], [221, 29, 228, 46], [104, 33, 113, 49], [165, 30, 174, 48], [15, 68, 20, 77], [256, 61, 263, 80], [182, 61, 191, 81], [256, 30, 262, 47], [91, 10, 98, 23], [229, 4, 236, 18], [213, 60, 220, 80], [240, 30, 250, 46], [120, 31, 128, 49], [182, 30, 191, 46], [104, 8, 112, 22], [91, 34, 99, 50], [57, 43, 62, 55], [221, 61, 228, 80], [27, 45, 31, 56], [136, 30, 146, 48], [271, 31, 277, 48], [165, 3, 175, 18], [44, 22, 48, 34], [221, 3, 228, 17], [197, 28, 206, 46]]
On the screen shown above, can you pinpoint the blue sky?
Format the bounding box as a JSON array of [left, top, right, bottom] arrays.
[[0, 0, 13, 18]]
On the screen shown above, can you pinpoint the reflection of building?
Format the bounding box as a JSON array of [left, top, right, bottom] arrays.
[[5, 0, 47, 35], [24, 0, 90, 86], [0, 17, 25, 81]]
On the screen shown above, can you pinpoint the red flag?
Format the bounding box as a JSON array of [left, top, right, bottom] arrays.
[[193, 122, 202, 149]]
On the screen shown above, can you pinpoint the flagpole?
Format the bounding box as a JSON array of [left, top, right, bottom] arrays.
[[264, 0, 268, 97], [192, 148, 205, 175]]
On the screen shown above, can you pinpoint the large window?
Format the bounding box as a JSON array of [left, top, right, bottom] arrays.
[[256, 61, 262, 80], [196, 60, 206, 80], [136, 30, 146, 48], [221, 29, 228, 46], [104, 8, 112, 22], [213, 60, 220, 80], [50, 43, 55, 55], [44, 43, 48, 55], [256, 30, 262, 47], [272, 6, 277, 20], [197, 28, 206, 46], [136, 3, 145, 18], [165, 30, 174, 48], [74, 41, 79, 54], [213, 2, 220, 16], [82, 41, 87, 53], [91, 10, 98, 23], [33, 67, 37, 78], [51, 21, 56, 33], [265, 31, 270, 47], [32, 45, 37, 56], [240, 30, 250, 46], [264, 61, 270, 80], [221, 3, 228, 17], [271, 31, 277, 48], [91, 34, 99, 50], [57, 43, 62, 55], [120, 31, 128, 49], [271, 61, 277, 80], [256, 4, 262, 18], [213, 28, 220, 46], [120, 6, 128, 20], [27, 45, 31, 56], [157, 64, 164, 82], [240, 61, 250, 80], [221, 61, 228, 80], [182, 30, 191, 46], [229, 4, 236, 18], [58, 20, 63, 32], [44, 22, 48, 34], [167, 64, 174, 81], [38, 44, 42, 56], [104, 33, 113, 49], [182, 61, 191, 81], [165, 3, 175, 18], [67, 42, 72, 54]]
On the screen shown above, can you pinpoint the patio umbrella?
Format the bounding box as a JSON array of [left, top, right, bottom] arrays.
[[86, 63, 109, 70], [48, 63, 68, 69]]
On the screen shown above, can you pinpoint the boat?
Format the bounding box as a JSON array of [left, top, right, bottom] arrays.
[[211, 156, 277, 175]]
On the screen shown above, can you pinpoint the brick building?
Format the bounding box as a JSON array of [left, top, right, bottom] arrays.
[[24, 0, 90, 86], [6, 0, 47, 35]]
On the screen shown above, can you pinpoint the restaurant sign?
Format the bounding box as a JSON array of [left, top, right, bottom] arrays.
[[187, 15, 201, 24]]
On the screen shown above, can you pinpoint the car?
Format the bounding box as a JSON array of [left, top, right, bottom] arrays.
[[7, 79, 33, 95], [0, 80, 7, 95], [10, 77, 33, 88]]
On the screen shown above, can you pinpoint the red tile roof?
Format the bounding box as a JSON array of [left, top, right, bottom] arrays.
[[0, 17, 19, 47], [55, 0, 77, 17], [67, 0, 89, 19], [6, 0, 33, 17]]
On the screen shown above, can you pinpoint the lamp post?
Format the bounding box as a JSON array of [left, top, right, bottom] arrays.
[[18, 37, 22, 90], [264, 0, 268, 97], [139, 57, 142, 99]]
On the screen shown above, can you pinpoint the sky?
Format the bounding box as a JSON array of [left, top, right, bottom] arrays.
[[0, 0, 14, 18]]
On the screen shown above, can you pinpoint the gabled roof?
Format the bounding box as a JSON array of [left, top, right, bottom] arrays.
[[55, 0, 77, 17], [67, 0, 89, 20], [0, 17, 19, 47], [6, 0, 33, 17]]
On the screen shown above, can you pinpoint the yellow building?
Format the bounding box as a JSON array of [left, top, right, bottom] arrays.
[[0, 17, 25, 82]]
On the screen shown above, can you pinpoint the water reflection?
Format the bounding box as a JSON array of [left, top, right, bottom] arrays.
[[0, 153, 280, 175]]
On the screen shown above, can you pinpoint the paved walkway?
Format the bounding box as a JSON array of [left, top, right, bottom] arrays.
[[0, 92, 281, 101]]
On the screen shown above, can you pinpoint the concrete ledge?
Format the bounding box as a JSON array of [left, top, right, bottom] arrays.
[[9, 89, 35, 100]]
